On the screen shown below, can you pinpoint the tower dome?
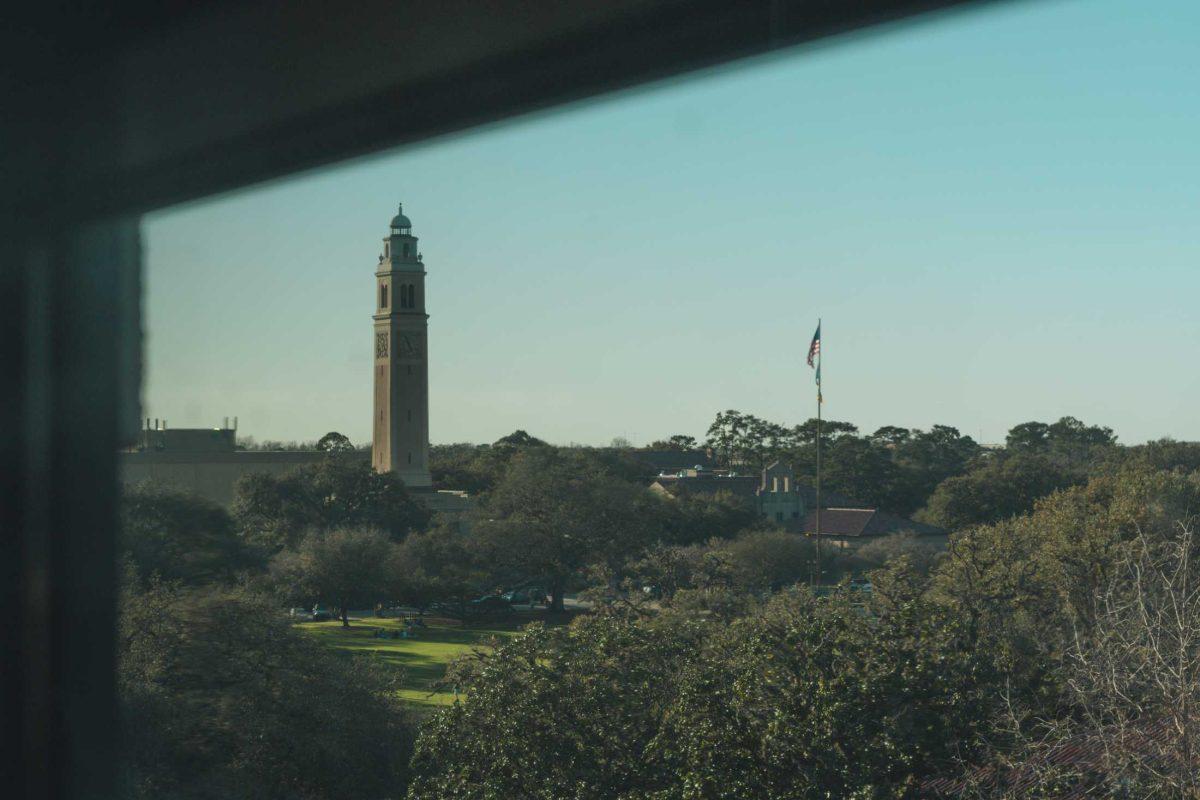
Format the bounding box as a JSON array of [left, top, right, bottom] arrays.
[[390, 204, 412, 233]]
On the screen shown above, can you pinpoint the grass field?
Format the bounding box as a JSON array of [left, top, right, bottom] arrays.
[[302, 616, 524, 706]]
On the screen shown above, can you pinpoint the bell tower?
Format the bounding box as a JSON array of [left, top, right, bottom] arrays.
[[372, 203, 432, 487]]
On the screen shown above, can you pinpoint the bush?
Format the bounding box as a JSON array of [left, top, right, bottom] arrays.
[[119, 582, 412, 799]]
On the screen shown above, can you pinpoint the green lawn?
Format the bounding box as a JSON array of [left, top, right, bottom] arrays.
[[302, 617, 522, 706]]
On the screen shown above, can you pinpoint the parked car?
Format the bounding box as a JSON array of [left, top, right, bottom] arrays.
[[288, 607, 313, 621], [312, 605, 333, 621], [501, 590, 530, 605]]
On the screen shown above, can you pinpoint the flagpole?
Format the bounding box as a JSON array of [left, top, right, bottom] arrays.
[[815, 317, 822, 589]]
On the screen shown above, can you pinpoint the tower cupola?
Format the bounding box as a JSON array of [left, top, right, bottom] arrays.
[[390, 204, 412, 235], [383, 203, 420, 266]]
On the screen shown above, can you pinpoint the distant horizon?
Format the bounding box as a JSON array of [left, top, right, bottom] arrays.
[[144, 0, 1200, 448], [212, 412, 1178, 451]]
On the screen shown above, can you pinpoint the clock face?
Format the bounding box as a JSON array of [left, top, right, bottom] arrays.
[[375, 332, 388, 358]]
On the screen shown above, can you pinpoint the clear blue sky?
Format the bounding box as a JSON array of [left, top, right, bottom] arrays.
[[143, 0, 1200, 448]]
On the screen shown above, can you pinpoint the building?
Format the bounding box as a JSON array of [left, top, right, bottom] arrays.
[[651, 460, 941, 545], [372, 204, 432, 487], [650, 460, 825, 523], [629, 448, 717, 478], [119, 204, 468, 521], [800, 508, 947, 549]]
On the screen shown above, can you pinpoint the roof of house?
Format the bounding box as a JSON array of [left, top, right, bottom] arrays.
[[800, 507, 944, 538], [795, 485, 862, 508]]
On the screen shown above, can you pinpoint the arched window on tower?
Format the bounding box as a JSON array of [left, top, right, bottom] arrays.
[[380, 284, 388, 309], [402, 242, 410, 258]]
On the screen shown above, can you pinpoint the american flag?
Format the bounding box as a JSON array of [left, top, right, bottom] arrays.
[[806, 323, 821, 368]]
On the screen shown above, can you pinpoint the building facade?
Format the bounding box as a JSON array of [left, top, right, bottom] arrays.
[[372, 205, 432, 487], [649, 460, 810, 522], [650, 460, 942, 544]]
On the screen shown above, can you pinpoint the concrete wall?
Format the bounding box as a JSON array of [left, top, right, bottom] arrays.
[[119, 450, 361, 506], [119, 451, 474, 527]]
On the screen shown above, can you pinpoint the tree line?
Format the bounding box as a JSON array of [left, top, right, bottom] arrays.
[[116, 423, 1200, 798], [410, 461, 1200, 798]]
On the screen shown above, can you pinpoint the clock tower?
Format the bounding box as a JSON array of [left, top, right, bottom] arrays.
[[372, 204, 432, 487]]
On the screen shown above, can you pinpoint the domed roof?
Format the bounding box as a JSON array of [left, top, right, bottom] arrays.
[[390, 203, 412, 231]]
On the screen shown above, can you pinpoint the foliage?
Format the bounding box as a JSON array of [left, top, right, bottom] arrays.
[[653, 580, 996, 799], [121, 482, 259, 585], [648, 434, 699, 450], [820, 435, 909, 511], [1005, 416, 1116, 468], [391, 520, 489, 611], [621, 531, 812, 605], [271, 527, 400, 626], [917, 453, 1076, 531], [409, 613, 704, 800], [471, 448, 663, 610], [1094, 436, 1200, 476], [699, 410, 982, 516], [716, 530, 815, 595], [119, 582, 411, 800], [929, 466, 1200, 715], [658, 487, 762, 546], [429, 430, 554, 494], [410, 575, 994, 800], [233, 456, 429, 552], [315, 430, 354, 453], [854, 531, 944, 576], [958, 520, 1200, 798]]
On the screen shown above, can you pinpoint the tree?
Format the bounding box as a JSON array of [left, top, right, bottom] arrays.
[[652, 434, 700, 453], [1006, 416, 1116, 468], [492, 429, 547, 449], [655, 582, 996, 799], [233, 457, 429, 552], [411, 581, 997, 800], [409, 613, 703, 800], [705, 409, 746, 468], [871, 425, 913, 447], [822, 435, 908, 511], [955, 518, 1200, 797], [1036, 522, 1200, 796], [1045, 415, 1116, 465], [119, 582, 412, 799], [1005, 421, 1051, 452], [271, 527, 399, 626], [790, 416, 859, 448], [917, 453, 1074, 530], [929, 466, 1200, 697], [719, 530, 814, 594], [659, 487, 760, 546], [315, 430, 354, 453], [895, 425, 981, 493], [854, 531, 943, 576], [471, 448, 661, 611], [391, 520, 488, 612], [121, 483, 259, 585]]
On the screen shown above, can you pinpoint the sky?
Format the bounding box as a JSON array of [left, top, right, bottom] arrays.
[[143, 0, 1200, 448]]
